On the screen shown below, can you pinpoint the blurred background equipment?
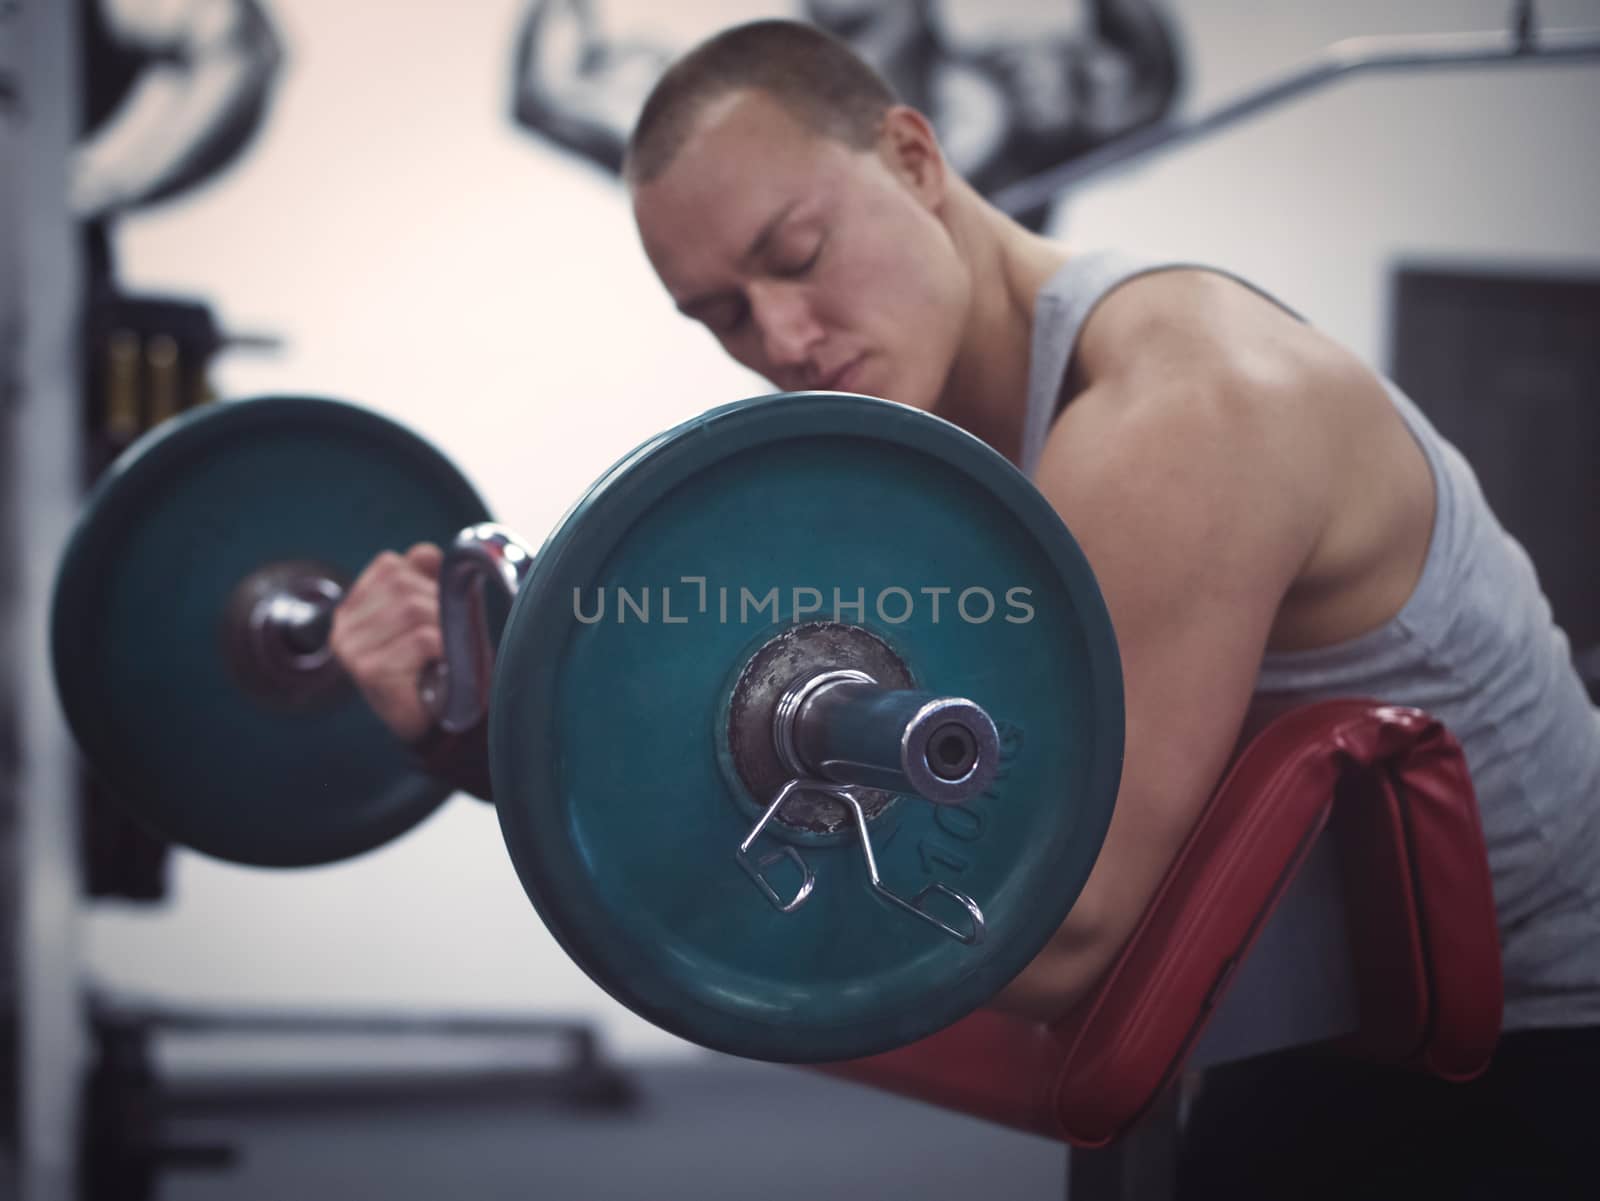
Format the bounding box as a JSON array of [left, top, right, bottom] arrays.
[[79, 292, 281, 479], [50, 393, 638, 1199], [75, 293, 282, 902], [2, 0, 25, 1190], [14, 2, 89, 1197], [77, 997, 634, 1201], [73, 0, 288, 905], [53, 396, 489, 870], [990, 0, 1600, 214]]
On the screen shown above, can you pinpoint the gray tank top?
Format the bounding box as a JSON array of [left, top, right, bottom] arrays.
[[1023, 250, 1600, 1031]]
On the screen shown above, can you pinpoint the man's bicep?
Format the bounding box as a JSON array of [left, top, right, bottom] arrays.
[[1029, 383, 1324, 963]]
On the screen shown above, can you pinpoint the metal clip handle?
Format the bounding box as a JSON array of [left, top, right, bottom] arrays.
[[734, 778, 985, 945], [836, 789, 986, 946], [735, 779, 818, 912]]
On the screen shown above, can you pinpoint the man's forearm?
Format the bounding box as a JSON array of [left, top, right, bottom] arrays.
[[983, 923, 1115, 1023]]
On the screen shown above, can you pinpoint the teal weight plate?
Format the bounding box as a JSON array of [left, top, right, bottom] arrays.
[[51, 396, 492, 867], [491, 392, 1123, 1062]]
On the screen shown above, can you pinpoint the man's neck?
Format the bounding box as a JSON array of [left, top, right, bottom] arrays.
[[934, 189, 1071, 467]]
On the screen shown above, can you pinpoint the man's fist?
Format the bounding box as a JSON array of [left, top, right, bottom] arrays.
[[329, 543, 444, 741]]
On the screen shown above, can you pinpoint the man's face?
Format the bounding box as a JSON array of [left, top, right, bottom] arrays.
[[631, 89, 970, 412]]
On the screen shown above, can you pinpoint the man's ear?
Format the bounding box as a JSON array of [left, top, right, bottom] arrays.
[[876, 105, 947, 211]]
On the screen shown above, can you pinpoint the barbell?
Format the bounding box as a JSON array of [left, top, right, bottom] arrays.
[[52, 391, 1125, 1062]]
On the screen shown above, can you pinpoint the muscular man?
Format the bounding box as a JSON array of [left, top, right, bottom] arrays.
[[334, 20, 1599, 1196]]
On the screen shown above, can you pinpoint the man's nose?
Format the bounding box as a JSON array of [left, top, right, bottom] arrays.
[[749, 284, 823, 375]]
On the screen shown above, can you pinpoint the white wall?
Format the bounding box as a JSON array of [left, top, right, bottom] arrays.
[[85, 0, 1600, 1061]]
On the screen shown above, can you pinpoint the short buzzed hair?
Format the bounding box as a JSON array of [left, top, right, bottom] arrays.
[[624, 20, 899, 186]]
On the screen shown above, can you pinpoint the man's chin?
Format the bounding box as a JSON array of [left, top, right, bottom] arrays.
[[874, 379, 943, 414], [835, 369, 935, 412], [781, 365, 938, 413]]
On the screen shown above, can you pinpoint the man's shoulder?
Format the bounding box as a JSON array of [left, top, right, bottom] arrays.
[[1053, 261, 1382, 480], [1045, 333, 1332, 498], [1071, 264, 1301, 391], [1032, 266, 1359, 597], [1038, 265, 1436, 650]]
